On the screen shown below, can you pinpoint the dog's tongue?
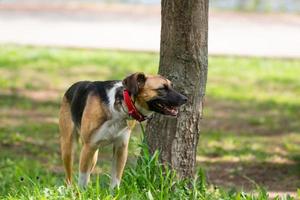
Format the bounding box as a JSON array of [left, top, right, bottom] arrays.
[[165, 106, 178, 116], [171, 109, 178, 116]]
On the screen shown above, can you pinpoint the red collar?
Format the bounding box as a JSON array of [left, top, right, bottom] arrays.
[[123, 89, 146, 122]]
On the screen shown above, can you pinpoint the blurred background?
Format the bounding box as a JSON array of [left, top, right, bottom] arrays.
[[0, 0, 299, 198], [1, 0, 300, 57]]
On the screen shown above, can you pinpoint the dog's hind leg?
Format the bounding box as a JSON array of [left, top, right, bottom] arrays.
[[59, 97, 75, 185], [78, 94, 106, 188], [78, 144, 98, 188], [78, 148, 98, 188]]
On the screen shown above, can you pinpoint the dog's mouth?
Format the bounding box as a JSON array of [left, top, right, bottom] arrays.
[[155, 103, 178, 116], [148, 100, 179, 116]]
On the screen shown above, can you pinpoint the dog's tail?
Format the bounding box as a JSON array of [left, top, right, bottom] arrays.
[[59, 96, 77, 185]]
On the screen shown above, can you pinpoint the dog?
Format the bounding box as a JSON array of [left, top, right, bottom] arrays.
[[59, 72, 187, 188]]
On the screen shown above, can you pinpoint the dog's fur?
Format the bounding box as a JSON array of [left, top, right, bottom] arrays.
[[59, 72, 187, 188]]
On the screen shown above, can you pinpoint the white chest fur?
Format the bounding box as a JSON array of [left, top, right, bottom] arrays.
[[91, 82, 130, 146], [91, 119, 129, 146]]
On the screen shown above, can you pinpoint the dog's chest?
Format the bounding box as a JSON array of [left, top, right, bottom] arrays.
[[91, 119, 129, 146]]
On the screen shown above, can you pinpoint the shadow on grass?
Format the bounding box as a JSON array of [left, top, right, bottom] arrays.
[[199, 160, 300, 192], [203, 97, 300, 136], [200, 96, 300, 192], [201, 144, 273, 160], [0, 92, 61, 166], [0, 93, 60, 110]]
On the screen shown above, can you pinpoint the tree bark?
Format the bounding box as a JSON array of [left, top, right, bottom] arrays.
[[145, 0, 209, 178]]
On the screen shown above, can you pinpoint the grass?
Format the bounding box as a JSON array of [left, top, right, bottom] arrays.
[[1, 145, 279, 200], [0, 44, 300, 199]]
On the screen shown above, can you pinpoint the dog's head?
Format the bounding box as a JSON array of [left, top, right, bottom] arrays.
[[122, 72, 187, 116]]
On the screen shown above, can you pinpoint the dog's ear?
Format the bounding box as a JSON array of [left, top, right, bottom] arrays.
[[122, 72, 146, 96]]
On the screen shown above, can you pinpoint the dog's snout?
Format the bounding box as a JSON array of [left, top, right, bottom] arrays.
[[166, 88, 188, 106], [180, 95, 188, 104], [182, 95, 188, 103]]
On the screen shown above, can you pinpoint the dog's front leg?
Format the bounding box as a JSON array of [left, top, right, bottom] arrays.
[[78, 144, 98, 188], [111, 130, 130, 189]]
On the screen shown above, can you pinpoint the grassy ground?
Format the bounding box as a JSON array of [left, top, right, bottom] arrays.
[[0, 45, 299, 199]]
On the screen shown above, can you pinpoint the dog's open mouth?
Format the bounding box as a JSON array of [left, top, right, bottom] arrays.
[[154, 103, 179, 116]]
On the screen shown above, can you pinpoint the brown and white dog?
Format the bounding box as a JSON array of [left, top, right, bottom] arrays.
[[59, 72, 187, 188]]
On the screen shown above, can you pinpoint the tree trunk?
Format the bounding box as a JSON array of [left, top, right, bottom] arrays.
[[145, 0, 208, 178]]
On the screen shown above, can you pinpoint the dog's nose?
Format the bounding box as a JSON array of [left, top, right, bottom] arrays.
[[181, 95, 188, 104]]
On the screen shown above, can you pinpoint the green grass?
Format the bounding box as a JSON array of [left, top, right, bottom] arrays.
[[0, 45, 157, 91], [1, 145, 282, 200], [0, 44, 300, 199]]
